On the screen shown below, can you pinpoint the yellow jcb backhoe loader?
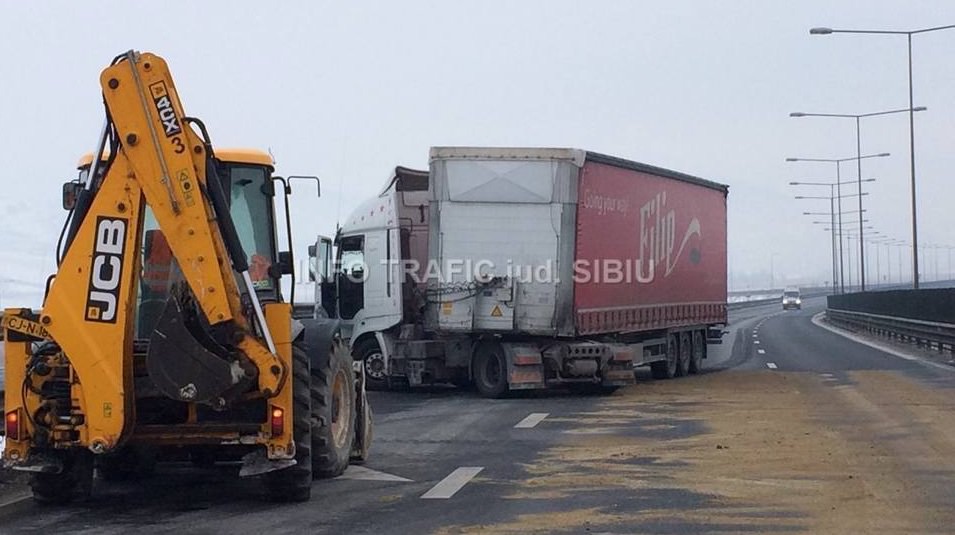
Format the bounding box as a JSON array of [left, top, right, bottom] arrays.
[[1, 50, 371, 503]]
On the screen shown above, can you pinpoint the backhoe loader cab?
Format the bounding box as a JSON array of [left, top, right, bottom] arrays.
[[2, 51, 370, 504], [75, 149, 284, 335]]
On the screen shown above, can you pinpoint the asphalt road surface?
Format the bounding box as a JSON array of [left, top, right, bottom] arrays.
[[3, 297, 955, 533]]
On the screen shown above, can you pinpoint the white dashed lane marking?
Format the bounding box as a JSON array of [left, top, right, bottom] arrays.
[[766, 362, 778, 369], [421, 467, 484, 499], [757, 349, 766, 355], [514, 413, 549, 429]]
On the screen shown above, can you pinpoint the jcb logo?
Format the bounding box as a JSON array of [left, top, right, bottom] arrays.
[[149, 81, 182, 137], [85, 217, 127, 323]]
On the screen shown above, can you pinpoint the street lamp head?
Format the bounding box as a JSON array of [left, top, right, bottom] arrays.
[[790, 112, 806, 117], [913, 106, 927, 112], [877, 152, 890, 157], [810, 27, 834, 35], [785, 157, 799, 162], [862, 178, 876, 183], [789, 181, 801, 185]]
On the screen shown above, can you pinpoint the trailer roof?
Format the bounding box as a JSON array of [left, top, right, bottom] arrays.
[[429, 146, 729, 194], [585, 151, 729, 194]]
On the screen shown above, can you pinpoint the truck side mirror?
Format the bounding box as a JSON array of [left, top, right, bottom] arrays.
[[277, 251, 294, 275], [288, 176, 320, 197], [62, 181, 82, 210]]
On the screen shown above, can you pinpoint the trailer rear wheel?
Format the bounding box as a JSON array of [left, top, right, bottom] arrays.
[[265, 342, 313, 502], [473, 342, 509, 398], [312, 337, 356, 478], [689, 330, 705, 374], [676, 332, 691, 377], [650, 334, 679, 379], [30, 449, 94, 505]]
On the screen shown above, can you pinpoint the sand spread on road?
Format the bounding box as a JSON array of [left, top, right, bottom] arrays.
[[439, 370, 955, 534]]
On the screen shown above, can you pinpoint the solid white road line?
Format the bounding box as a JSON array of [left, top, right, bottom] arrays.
[[766, 362, 778, 369], [421, 467, 484, 499], [337, 465, 412, 482], [514, 412, 549, 429], [757, 349, 766, 354], [811, 312, 955, 373]]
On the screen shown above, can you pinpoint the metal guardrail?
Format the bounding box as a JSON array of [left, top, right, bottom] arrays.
[[826, 308, 955, 354]]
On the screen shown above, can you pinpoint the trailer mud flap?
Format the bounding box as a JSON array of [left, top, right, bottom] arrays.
[[147, 297, 239, 404], [603, 346, 637, 386], [502, 344, 546, 390]]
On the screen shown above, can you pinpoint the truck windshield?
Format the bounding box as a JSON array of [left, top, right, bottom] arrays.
[[784, 291, 799, 298], [227, 165, 276, 291]]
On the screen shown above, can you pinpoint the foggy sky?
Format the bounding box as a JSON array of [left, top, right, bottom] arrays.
[[1, 1, 953, 305]]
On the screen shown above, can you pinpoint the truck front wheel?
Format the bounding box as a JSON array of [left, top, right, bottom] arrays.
[[473, 342, 509, 398], [353, 338, 388, 391]]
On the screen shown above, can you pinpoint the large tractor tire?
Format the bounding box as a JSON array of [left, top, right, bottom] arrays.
[[265, 343, 313, 502], [31, 449, 94, 505], [353, 337, 388, 391], [689, 330, 705, 374], [311, 337, 356, 478], [473, 342, 509, 399], [650, 334, 679, 379]]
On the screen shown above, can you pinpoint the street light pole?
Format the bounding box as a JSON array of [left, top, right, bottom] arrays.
[[791, 108, 923, 291], [810, 23, 955, 288], [787, 155, 887, 293], [856, 117, 863, 288], [846, 235, 853, 289], [908, 33, 917, 287]]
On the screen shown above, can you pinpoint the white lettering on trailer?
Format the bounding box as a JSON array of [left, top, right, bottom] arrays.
[[636, 191, 703, 283]]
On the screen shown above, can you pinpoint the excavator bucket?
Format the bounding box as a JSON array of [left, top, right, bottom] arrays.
[[146, 296, 240, 405]]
